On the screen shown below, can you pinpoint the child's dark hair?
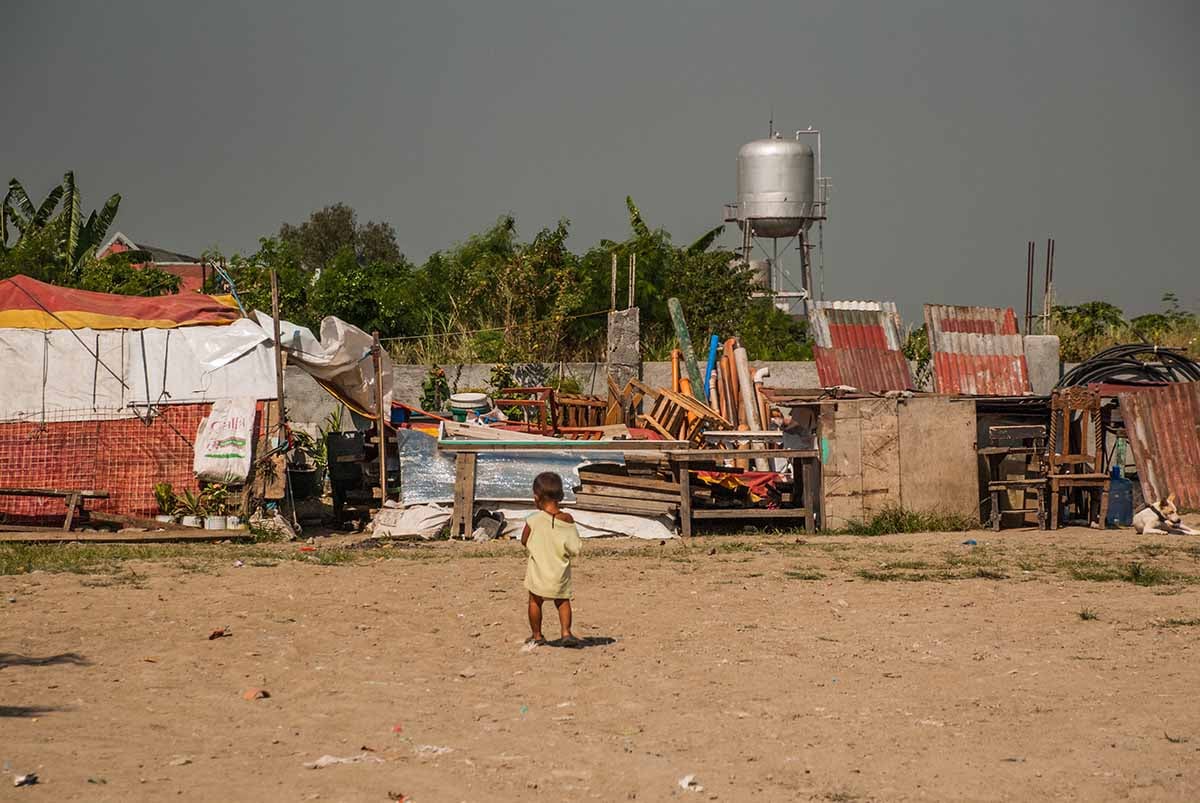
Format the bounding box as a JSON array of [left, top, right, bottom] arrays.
[[532, 472, 564, 503]]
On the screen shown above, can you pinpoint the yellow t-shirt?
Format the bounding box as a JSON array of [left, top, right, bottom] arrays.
[[523, 510, 582, 599]]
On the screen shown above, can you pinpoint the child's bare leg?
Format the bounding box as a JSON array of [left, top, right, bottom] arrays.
[[554, 598, 573, 639], [527, 593, 545, 641]]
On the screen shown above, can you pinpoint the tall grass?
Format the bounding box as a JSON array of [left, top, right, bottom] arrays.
[[837, 506, 978, 536]]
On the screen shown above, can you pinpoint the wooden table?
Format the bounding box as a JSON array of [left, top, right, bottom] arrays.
[[0, 487, 109, 531], [664, 448, 819, 537]]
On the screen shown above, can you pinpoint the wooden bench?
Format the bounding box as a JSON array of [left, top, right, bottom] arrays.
[[0, 488, 110, 531]]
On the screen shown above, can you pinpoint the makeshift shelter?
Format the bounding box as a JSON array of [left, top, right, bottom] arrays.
[[0, 276, 390, 523]]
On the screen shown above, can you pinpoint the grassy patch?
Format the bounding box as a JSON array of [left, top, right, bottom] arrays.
[[839, 506, 978, 536], [856, 568, 945, 582], [1123, 561, 1173, 586], [1066, 562, 1124, 583], [1078, 608, 1099, 621], [880, 560, 932, 570], [783, 569, 825, 580], [967, 566, 1008, 580], [1065, 559, 1177, 586]]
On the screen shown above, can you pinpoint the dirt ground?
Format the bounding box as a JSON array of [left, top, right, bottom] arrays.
[[2, 527, 1199, 802]]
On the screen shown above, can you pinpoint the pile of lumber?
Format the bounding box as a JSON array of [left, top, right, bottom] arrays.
[[574, 463, 707, 517], [641, 386, 730, 443]]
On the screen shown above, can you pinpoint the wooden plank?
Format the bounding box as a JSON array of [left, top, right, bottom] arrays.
[[0, 488, 108, 498], [701, 431, 784, 442], [679, 466, 693, 537], [437, 438, 688, 452], [573, 493, 677, 515], [820, 401, 863, 530], [0, 529, 253, 543], [897, 396, 979, 518], [452, 452, 477, 538], [579, 483, 682, 503], [665, 448, 819, 461], [577, 470, 690, 495], [691, 508, 810, 520]]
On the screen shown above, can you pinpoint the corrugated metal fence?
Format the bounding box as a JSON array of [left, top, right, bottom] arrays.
[[1119, 382, 1200, 511], [924, 304, 1031, 396], [809, 301, 914, 392]]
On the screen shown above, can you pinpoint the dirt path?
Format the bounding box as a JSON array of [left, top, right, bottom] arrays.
[[2, 529, 1198, 801]]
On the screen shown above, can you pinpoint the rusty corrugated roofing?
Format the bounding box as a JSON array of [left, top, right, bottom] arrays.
[[809, 301, 914, 392], [924, 304, 1031, 396], [1118, 382, 1200, 511]]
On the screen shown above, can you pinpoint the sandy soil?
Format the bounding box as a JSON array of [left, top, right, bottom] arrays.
[[2, 528, 1199, 802]]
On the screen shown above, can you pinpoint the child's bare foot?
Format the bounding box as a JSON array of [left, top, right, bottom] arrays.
[[560, 634, 583, 648], [525, 635, 546, 646]]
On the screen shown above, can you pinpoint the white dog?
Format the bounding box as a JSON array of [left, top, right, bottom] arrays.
[[1133, 494, 1198, 535]]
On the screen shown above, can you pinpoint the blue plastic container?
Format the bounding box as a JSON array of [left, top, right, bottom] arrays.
[[1107, 467, 1133, 527]]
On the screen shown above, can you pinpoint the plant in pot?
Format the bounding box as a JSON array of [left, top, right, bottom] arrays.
[[153, 482, 177, 524], [175, 489, 207, 528], [201, 484, 229, 530], [287, 430, 327, 501]]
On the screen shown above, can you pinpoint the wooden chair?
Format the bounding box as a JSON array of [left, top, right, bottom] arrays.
[[978, 425, 1047, 531], [1048, 387, 1110, 529]]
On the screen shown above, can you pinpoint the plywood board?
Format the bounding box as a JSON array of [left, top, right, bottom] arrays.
[[859, 398, 901, 516], [898, 397, 978, 518], [819, 402, 863, 529]]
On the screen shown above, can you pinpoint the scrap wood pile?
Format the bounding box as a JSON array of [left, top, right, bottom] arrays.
[[573, 460, 785, 519]]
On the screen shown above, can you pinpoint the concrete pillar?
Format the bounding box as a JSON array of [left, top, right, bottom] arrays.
[[1024, 335, 1061, 395], [606, 308, 641, 390]]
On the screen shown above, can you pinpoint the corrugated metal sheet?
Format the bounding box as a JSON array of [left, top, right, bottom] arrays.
[[1118, 382, 1200, 511], [924, 304, 1031, 396], [809, 300, 914, 392]]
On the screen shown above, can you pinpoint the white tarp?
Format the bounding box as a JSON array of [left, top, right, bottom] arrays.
[[369, 502, 677, 541], [256, 312, 392, 416], [0, 325, 278, 423], [0, 313, 389, 424]]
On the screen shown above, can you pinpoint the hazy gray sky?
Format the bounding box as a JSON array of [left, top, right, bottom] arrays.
[[4, 1, 1197, 322]]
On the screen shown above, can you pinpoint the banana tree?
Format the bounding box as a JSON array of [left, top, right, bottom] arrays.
[[2, 179, 64, 253], [59, 171, 146, 275], [2, 173, 146, 272]]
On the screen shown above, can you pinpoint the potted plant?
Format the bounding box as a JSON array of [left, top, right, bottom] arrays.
[[287, 430, 327, 501], [153, 482, 177, 524], [202, 484, 229, 530], [176, 489, 206, 527]]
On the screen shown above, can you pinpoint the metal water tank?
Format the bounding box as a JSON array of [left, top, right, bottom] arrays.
[[735, 135, 815, 238]]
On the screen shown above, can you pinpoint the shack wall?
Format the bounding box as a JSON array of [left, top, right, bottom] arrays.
[[819, 396, 978, 529]]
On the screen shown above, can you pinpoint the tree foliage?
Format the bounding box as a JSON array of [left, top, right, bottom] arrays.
[[1050, 293, 1199, 360], [1, 172, 169, 295]]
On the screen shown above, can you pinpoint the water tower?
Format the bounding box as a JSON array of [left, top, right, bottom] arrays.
[[723, 127, 830, 313]]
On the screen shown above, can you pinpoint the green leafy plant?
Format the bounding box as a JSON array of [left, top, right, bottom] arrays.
[[420, 366, 451, 411], [201, 484, 229, 516], [174, 489, 207, 518], [152, 482, 177, 516], [291, 430, 327, 471]]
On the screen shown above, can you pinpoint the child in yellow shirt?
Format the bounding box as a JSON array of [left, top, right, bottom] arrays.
[[521, 472, 583, 647]]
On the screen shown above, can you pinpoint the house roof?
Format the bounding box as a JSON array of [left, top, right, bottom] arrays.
[[98, 232, 200, 264], [133, 242, 200, 264]]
